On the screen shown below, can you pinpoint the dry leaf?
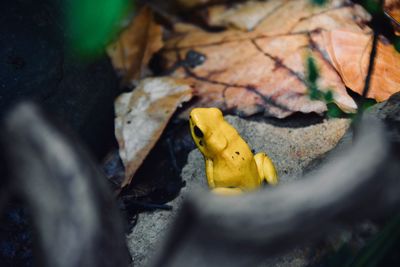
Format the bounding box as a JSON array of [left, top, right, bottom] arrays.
[[107, 6, 164, 82], [206, 1, 284, 31], [161, 0, 370, 118], [207, 0, 371, 33], [322, 30, 400, 101], [385, 0, 400, 35], [115, 77, 192, 187]]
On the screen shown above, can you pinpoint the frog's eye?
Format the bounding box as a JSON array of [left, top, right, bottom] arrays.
[[193, 125, 204, 138]]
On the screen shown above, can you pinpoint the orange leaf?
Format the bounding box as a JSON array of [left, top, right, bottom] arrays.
[[107, 6, 164, 83], [323, 30, 400, 101], [161, 0, 371, 118], [385, 0, 400, 35], [206, 1, 284, 31]]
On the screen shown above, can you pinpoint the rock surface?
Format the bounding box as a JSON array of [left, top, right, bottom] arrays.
[[126, 115, 350, 266], [126, 158, 207, 266]]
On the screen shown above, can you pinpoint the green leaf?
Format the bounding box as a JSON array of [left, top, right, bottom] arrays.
[[360, 99, 377, 111], [309, 85, 319, 100], [307, 56, 319, 84], [326, 103, 343, 118], [310, 0, 328, 6], [394, 37, 400, 53], [324, 90, 334, 102], [66, 0, 131, 56], [362, 0, 382, 15], [305, 55, 351, 118]]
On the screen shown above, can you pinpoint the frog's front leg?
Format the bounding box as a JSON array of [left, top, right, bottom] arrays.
[[206, 159, 242, 195], [254, 152, 278, 185], [205, 158, 216, 188]]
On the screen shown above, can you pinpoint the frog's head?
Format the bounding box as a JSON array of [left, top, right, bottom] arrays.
[[189, 107, 228, 158]]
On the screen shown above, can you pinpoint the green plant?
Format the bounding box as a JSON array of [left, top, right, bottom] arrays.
[[362, 0, 382, 15], [394, 37, 400, 53], [306, 55, 347, 118], [66, 0, 132, 56], [310, 0, 328, 6]]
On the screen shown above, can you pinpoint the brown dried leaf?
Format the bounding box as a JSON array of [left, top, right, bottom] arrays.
[[162, 0, 370, 118], [207, 0, 371, 33], [115, 77, 192, 187], [323, 30, 400, 101], [253, 0, 371, 34], [107, 6, 163, 82], [206, 1, 284, 31], [385, 0, 400, 35]]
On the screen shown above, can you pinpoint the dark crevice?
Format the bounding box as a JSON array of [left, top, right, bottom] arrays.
[[244, 111, 325, 128]]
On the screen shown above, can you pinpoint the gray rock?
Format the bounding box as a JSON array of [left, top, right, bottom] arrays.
[[127, 150, 208, 266], [128, 93, 400, 266], [257, 248, 310, 267], [225, 116, 350, 182], [305, 92, 400, 174], [367, 93, 400, 144], [126, 116, 350, 266]]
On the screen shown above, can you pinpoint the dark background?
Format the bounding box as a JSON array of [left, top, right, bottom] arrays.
[[0, 0, 121, 159]]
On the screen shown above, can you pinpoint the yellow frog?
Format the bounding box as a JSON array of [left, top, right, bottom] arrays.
[[189, 107, 278, 195]]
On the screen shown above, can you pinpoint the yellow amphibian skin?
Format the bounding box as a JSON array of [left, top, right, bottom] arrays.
[[189, 107, 278, 195]]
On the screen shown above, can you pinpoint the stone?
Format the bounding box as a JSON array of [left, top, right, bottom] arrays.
[[126, 115, 350, 266], [126, 149, 207, 266], [367, 92, 400, 144]]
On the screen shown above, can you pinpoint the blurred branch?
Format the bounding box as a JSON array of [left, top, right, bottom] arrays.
[[1, 103, 130, 267], [151, 116, 400, 267]]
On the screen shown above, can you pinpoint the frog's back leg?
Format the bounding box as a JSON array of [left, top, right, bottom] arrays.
[[254, 152, 278, 185], [212, 187, 243, 195]]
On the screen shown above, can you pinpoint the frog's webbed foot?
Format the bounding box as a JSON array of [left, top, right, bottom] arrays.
[[212, 187, 243, 195], [254, 152, 278, 185]]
